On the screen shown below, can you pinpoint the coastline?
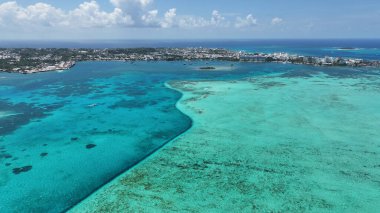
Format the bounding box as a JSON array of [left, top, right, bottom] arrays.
[[1, 47, 380, 74], [69, 75, 380, 212]]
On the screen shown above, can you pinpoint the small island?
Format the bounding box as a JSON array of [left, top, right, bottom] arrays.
[[199, 66, 216, 70], [338, 47, 358, 50]]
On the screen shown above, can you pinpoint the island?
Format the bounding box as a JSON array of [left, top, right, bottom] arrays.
[[338, 47, 358, 50], [199, 66, 216, 70], [0, 47, 379, 74]]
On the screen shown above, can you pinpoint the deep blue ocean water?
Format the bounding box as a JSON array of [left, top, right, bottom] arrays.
[[0, 40, 380, 212]]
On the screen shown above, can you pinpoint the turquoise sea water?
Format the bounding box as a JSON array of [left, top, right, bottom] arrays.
[[0, 61, 265, 212], [1, 59, 380, 212]]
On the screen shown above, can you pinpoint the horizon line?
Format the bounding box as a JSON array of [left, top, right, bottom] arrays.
[[1, 38, 380, 42]]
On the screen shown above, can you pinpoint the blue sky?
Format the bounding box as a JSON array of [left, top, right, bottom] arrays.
[[0, 0, 379, 40]]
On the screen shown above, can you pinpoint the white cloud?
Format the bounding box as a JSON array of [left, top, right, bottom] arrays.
[[211, 10, 225, 26], [178, 16, 209, 28], [177, 10, 230, 28], [160, 8, 176, 28], [110, 0, 152, 8], [141, 10, 159, 26], [0, 1, 65, 27], [235, 14, 257, 28], [21, 3, 66, 26], [0, 1, 262, 30], [110, 0, 154, 26], [0, 1, 133, 28], [271, 17, 283, 25], [69, 1, 134, 27], [140, 8, 177, 28]]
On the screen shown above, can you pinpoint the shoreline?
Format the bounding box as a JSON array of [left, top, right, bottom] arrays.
[[2, 58, 379, 74], [1, 47, 380, 74]]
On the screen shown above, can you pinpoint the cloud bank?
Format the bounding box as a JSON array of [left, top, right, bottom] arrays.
[[0, 0, 263, 29], [235, 14, 257, 28]]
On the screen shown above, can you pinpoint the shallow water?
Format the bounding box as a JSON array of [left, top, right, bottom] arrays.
[[71, 72, 380, 212], [1, 61, 380, 212]]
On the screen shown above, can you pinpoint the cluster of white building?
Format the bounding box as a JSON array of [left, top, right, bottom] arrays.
[[239, 51, 376, 67], [0, 50, 20, 60], [21, 61, 76, 74], [69, 48, 240, 61], [1, 48, 379, 74]]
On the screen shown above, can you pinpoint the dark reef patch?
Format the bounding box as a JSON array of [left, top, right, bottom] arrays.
[[87, 128, 124, 135], [2, 153, 12, 159], [15, 79, 52, 91], [86, 144, 96, 149], [322, 68, 380, 78], [281, 70, 320, 78], [151, 130, 176, 140], [108, 99, 158, 109], [40, 83, 94, 98], [258, 81, 287, 89], [120, 87, 148, 96], [39, 103, 67, 111], [0, 100, 65, 136], [160, 107, 174, 113], [71, 137, 79, 141], [12, 166, 32, 175], [40, 152, 48, 157], [279, 67, 380, 79]]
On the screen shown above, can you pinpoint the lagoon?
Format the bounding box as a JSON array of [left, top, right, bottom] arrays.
[[1, 60, 380, 212]]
